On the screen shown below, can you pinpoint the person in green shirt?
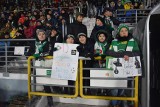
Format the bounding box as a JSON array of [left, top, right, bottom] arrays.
[[107, 24, 140, 60], [107, 24, 140, 107]]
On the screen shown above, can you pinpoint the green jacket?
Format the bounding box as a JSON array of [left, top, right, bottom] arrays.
[[107, 38, 140, 57]]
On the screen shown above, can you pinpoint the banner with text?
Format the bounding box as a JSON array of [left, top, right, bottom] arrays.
[[51, 43, 79, 81], [106, 56, 142, 77]]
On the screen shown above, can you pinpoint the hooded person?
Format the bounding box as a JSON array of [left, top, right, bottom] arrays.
[[94, 30, 112, 59], [92, 30, 112, 69], [90, 16, 108, 43]]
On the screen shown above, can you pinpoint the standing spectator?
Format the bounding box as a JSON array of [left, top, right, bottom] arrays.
[[116, 0, 124, 9], [107, 24, 140, 107], [0, 13, 8, 29], [67, 13, 87, 43], [95, 0, 105, 16], [92, 30, 112, 95], [109, 0, 117, 12], [48, 26, 63, 55], [46, 14, 56, 28], [90, 16, 108, 43], [103, 7, 120, 37], [94, 30, 112, 68], [27, 29, 54, 107], [76, 32, 94, 95]]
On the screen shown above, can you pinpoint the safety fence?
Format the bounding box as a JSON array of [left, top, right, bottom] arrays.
[[0, 39, 35, 74], [27, 56, 139, 107], [116, 9, 151, 24]]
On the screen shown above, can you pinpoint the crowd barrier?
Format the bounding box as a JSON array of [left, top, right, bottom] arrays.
[[116, 9, 151, 24], [27, 56, 79, 100], [27, 56, 139, 107], [0, 39, 35, 74]]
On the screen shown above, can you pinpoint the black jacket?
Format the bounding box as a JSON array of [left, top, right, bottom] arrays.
[[48, 32, 63, 55], [67, 21, 87, 42], [77, 38, 94, 67], [77, 38, 94, 58]]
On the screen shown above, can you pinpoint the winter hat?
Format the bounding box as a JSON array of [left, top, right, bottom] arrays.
[[77, 33, 87, 38], [97, 30, 108, 38], [103, 7, 112, 14], [76, 12, 84, 19], [117, 24, 129, 34], [65, 34, 75, 41], [36, 29, 46, 36], [51, 26, 58, 31], [96, 16, 105, 25]]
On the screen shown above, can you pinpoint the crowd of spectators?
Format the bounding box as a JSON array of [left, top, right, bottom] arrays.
[[0, 0, 155, 65], [0, 0, 157, 107]]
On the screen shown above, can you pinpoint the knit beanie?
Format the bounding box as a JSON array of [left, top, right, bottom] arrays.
[[36, 29, 46, 36], [65, 34, 75, 41], [117, 24, 129, 34], [77, 33, 87, 38], [96, 16, 105, 25], [97, 30, 108, 38]]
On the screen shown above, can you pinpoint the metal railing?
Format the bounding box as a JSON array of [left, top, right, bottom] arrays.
[[116, 9, 151, 25], [79, 57, 139, 107], [27, 56, 79, 100], [27, 56, 139, 107], [0, 39, 35, 74]]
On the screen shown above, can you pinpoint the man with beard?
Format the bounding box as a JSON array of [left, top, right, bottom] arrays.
[[106, 24, 140, 107]]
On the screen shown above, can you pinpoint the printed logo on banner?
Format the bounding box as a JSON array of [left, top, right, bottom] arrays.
[[51, 43, 79, 81], [71, 50, 76, 55], [106, 56, 142, 77]]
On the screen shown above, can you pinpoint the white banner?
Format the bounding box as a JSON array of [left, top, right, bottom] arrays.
[[14, 46, 25, 55], [107, 56, 142, 77], [90, 70, 127, 87], [51, 43, 79, 81]]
